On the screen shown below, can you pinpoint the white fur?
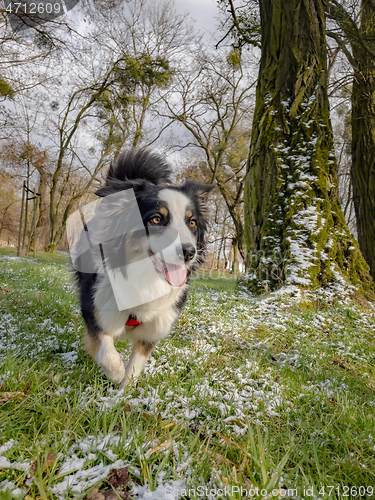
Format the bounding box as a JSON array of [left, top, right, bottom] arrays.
[[159, 189, 196, 247], [96, 334, 125, 382], [119, 344, 150, 389], [94, 272, 187, 341]]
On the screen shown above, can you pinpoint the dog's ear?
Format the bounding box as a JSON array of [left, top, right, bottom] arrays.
[[182, 181, 216, 222], [95, 186, 107, 197], [182, 180, 216, 198], [196, 183, 216, 197]]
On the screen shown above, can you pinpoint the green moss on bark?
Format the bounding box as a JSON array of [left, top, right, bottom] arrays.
[[243, 0, 374, 298]]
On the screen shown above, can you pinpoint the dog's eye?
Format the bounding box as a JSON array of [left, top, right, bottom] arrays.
[[151, 215, 161, 225], [189, 219, 196, 228]]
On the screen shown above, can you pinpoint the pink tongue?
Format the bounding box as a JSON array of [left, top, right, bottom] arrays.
[[164, 263, 187, 287]]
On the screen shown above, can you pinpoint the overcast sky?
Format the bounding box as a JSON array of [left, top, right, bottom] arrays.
[[65, 0, 224, 51], [173, 0, 221, 37]]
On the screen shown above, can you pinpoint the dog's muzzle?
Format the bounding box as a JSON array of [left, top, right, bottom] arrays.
[[149, 250, 188, 287]]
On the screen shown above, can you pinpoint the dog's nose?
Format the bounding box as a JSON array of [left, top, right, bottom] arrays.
[[182, 244, 196, 262]]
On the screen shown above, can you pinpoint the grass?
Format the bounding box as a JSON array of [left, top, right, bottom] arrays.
[[0, 247, 69, 266], [1, 248, 375, 499]]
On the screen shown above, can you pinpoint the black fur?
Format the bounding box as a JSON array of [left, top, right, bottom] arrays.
[[179, 181, 215, 267], [96, 149, 172, 197]]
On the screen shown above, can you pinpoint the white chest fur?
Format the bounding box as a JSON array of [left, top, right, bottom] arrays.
[[94, 272, 188, 341]]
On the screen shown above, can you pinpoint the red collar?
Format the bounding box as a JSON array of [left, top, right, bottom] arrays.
[[126, 315, 143, 327]]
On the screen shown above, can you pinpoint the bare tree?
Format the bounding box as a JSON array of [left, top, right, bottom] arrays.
[[85, 0, 195, 149], [0, 1, 87, 99], [0, 0, 198, 252], [0, 169, 18, 245], [39, 0, 197, 251], [325, 0, 375, 280]]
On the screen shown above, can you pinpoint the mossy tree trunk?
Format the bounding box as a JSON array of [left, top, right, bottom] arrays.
[[244, 0, 373, 294], [351, 0, 375, 281]]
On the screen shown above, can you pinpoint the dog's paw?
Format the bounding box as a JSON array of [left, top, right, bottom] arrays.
[[101, 362, 125, 383], [96, 335, 125, 382], [118, 373, 139, 391]]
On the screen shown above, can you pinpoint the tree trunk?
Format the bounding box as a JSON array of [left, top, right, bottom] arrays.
[[351, 0, 375, 281], [36, 170, 49, 249], [229, 206, 245, 262], [232, 237, 240, 274], [244, 0, 373, 295]]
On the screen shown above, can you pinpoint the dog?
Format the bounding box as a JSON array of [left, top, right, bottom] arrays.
[[74, 149, 214, 389]]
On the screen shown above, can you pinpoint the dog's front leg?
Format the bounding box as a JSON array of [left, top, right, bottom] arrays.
[[85, 332, 125, 383], [119, 340, 156, 390]]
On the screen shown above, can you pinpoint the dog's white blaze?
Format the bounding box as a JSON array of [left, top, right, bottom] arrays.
[[159, 189, 196, 246], [96, 334, 125, 382]]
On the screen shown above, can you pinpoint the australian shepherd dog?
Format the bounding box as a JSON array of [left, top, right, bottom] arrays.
[[73, 149, 214, 389]]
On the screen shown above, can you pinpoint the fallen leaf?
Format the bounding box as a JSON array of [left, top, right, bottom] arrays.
[[0, 391, 25, 403], [30, 453, 57, 474], [107, 467, 129, 489], [146, 441, 171, 458], [161, 422, 175, 429], [83, 468, 131, 500], [333, 358, 348, 370], [85, 487, 105, 500], [103, 489, 130, 500], [102, 492, 119, 500]]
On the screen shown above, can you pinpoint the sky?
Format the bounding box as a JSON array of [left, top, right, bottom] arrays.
[[173, 0, 221, 37], [63, 0, 222, 40]]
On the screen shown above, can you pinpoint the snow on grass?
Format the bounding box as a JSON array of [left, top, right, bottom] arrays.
[[1, 255, 375, 497]]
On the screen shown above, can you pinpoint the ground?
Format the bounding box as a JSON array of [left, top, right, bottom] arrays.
[[0, 247, 375, 499]]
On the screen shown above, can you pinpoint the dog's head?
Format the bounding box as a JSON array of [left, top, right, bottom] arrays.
[[138, 181, 215, 286], [95, 153, 214, 288]]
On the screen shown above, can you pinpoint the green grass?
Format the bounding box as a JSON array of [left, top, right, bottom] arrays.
[[190, 269, 237, 292], [1, 248, 375, 499], [0, 247, 69, 266]]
